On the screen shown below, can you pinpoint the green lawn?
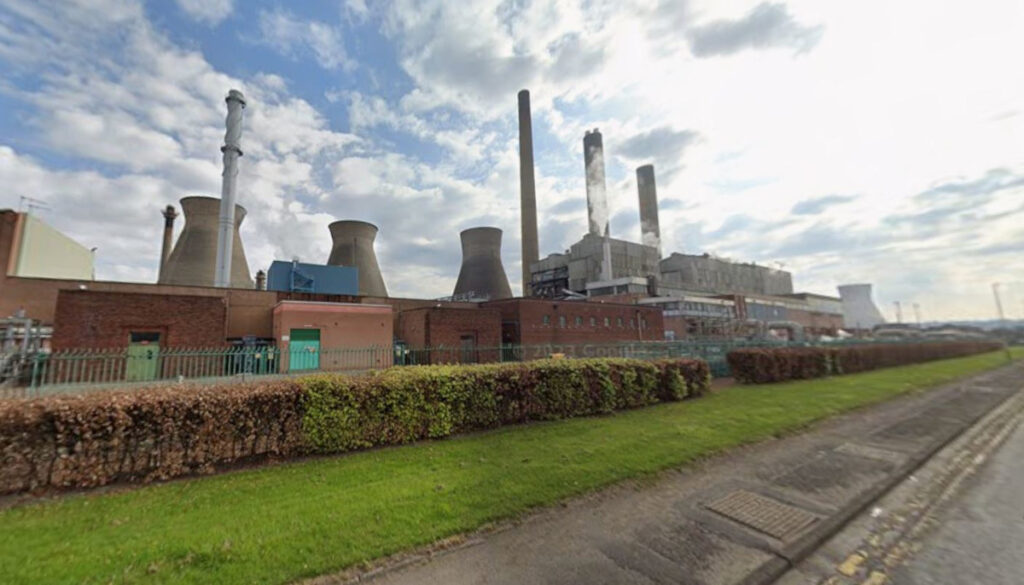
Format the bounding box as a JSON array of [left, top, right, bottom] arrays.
[[1, 349, 1020, 585]]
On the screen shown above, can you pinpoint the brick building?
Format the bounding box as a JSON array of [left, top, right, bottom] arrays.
[[485, 298, 664, 347], [395, 306, 503, 364], [52, 291, 228, 350]]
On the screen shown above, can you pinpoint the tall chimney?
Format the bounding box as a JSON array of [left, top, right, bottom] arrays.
[[636, 164, 660, 255], [327, 220, 388, 297], [255, 270, 266, 290], [453, 227, 513, 301], [583, 129, 609, 237], [517, 89, 539, 297], [214, 89, 246, 288], [158, 204, 178, 282]]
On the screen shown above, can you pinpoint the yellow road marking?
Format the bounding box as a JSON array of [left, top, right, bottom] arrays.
[[837, 553, 866, 576]]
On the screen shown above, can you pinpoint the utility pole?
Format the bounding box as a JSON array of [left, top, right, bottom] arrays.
[[992, 283, 1012, 361], [992, 283, 1006, 324], [894, 301, 903, 324]]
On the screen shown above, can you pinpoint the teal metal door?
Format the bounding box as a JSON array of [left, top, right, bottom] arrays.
[[289, 329, 320, 371]]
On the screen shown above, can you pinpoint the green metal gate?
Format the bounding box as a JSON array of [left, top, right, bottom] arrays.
[[289, 329, 320, 371]]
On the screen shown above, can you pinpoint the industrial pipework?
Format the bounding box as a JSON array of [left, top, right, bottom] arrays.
[[517, 90, 539, 297], [327, 220, 389, 297], [453, 227, 513, 301], [214, 89, 246, 288]]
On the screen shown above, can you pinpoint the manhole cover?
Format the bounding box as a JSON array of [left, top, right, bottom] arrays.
[[705, 490, 818, 540]]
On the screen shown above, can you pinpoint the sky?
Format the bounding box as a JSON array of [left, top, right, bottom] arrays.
[[1, 0, 1023, 321]]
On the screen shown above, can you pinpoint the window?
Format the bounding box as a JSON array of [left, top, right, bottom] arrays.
[[575, 316, 583, 327], [616, 317, 623, 328], [558, 315, 566, 328], [590, 316, 597, 327], [630, 318, 636, 328], [543, 315, 550, 325], [604, 317, 610, 327]]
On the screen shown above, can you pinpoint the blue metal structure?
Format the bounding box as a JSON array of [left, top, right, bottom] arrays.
[[266, 260, 358, 295]]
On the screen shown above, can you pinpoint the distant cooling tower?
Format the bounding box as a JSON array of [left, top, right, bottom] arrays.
[[837, 283, 886, 330], [327, 220, 388, 297], [160, 196, 252, 288], [453, 227, 513, 300]]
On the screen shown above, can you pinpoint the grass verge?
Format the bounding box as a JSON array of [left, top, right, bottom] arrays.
[[1, 349, 1020, 585]]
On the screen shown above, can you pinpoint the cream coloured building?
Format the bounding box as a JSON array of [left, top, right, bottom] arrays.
[[6, 212, 93, 280]]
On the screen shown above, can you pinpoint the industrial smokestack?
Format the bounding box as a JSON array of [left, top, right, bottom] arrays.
[[453, 227, 513, 301], [161, 196, 252, 288], [636, 164, 660, 255], [327, 220, 388, 297], [517, 89, 539, 297], [583, 129, 609, 237], [214, 89, 246, 288], [255, 269, 266, 291], [158, 204, 178, 283]]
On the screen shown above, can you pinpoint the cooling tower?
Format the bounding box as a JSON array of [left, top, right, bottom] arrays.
[[327, 220, 388, 297], [636, 164, 660, 253], [517, 89, 539, 296], [160, 196, 252, 288], [837, 283, 886, 330], [583, 129, 609, 237], [453, 227, 513, 300]]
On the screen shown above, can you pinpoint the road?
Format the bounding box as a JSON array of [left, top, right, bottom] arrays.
[[888, 419, 1024, 585]]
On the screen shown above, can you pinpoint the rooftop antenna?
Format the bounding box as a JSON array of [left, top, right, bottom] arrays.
[[18, 196, 50, 214]]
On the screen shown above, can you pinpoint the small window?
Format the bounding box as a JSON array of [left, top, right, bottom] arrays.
[[575, 316, 583, 327], [590, 316, 597, 327], [543, 315, 550, 325], [130, 331, 160, 343], [616, 317, 623, 328], [558, 315, 566, 328], [630, 318, 636, 329], [604, 317, 610, 327]]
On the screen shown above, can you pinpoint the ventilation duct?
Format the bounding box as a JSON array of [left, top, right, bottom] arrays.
[[160, 196, 252, 288], [327, 220, 388, 297], [453, 227, 513, 300]]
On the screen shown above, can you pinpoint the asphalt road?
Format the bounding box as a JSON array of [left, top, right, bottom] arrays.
[[889, 419, 1024, 585]]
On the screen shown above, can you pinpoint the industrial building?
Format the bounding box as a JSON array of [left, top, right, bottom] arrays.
[[0, 85, 862, 387]]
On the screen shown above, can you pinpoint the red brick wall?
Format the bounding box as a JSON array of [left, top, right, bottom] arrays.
[[52, 290, 227, 349], [484, 299, 665, 346], [396, 307, 502, 363]]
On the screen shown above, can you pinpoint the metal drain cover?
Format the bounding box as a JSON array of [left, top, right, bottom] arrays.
[[705, 490, 818, 540]]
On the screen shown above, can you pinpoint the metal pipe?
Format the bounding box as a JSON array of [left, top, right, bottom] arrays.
[[214, 89, 246, 288], [517, 90, 539, 297]]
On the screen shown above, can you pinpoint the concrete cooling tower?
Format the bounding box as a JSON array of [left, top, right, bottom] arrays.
[[453, 227, 513, 300], [327, 220, 388, 297], [160, 196, 252, 288], [837, 283, 886, 330]]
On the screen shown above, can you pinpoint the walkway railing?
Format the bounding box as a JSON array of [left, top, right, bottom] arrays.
[[2, 337, 984, 398]]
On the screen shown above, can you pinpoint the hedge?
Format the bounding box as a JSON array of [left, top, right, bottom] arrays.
[[727, 341, 1004, 384], [0, 357, 709, 495]]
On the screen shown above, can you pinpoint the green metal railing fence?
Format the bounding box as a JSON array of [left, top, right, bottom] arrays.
[[2, 337, 988, 398]]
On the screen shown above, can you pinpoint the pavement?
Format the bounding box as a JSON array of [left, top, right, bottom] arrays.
[[776, 364, 1024, 585], [312, 361, 1023, 585]]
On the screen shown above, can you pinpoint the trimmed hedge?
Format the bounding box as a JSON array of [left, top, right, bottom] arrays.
[[727, 341, 1004, 384], [0, 358, 709, 495]]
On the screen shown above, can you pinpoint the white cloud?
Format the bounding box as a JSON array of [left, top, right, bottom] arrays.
[[175, 0, 233, 25], [257, 9, 354, 71]]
